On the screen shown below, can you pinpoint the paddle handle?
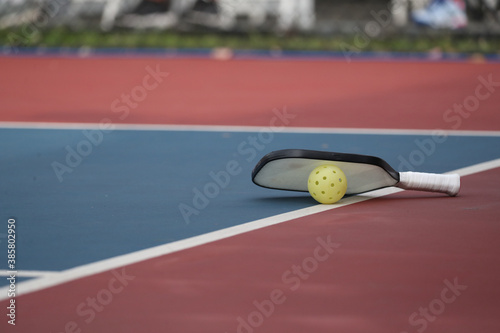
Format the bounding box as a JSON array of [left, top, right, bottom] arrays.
[[398, 172, 460, 196]]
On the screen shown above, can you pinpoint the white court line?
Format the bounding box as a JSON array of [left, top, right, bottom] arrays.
[[0, 270, 59, 278], [1, 158, 499, 301], [1, 121, 500, 137], [447, 158, 500, 177], [0, 188, 399, 301]]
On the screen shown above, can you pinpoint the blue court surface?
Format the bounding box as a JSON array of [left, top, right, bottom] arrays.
[[1, 125, 500, 281]]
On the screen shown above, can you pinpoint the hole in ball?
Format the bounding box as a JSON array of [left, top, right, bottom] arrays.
[[315, 181, 319, 185], [323, 176, 327, 180]]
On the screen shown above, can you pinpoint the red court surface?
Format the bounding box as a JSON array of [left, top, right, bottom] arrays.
[[1, 57, 500, 130], [1, 56, 499, 333]]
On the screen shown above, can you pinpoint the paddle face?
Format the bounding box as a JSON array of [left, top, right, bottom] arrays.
[[252, 149, 400, 195]]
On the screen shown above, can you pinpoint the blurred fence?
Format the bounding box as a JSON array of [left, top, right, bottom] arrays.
[[1, 0, 499, 33], [0, 0, 499, 52]]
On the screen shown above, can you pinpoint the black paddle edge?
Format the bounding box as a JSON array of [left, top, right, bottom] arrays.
[[251, 149, 400, 192]]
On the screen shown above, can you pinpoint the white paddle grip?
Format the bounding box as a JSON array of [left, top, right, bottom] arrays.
[[398, 172, 460, 196]]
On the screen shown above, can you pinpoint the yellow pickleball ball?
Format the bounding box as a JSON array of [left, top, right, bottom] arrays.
[[307, 165, 347, 204]]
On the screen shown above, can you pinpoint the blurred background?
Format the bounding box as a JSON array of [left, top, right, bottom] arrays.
[[1, 0, 499, 55]]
